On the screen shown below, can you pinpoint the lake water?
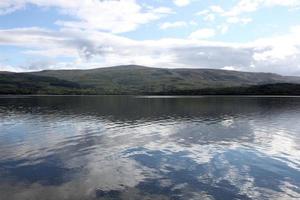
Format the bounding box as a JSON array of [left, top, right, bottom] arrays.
[[0, 96, 300, 200]]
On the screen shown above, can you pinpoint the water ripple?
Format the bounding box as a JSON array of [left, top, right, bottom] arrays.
[[0, 96, 300, 200]]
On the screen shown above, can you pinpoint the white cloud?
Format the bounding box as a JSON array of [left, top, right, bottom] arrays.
[[196, 10, 209, 16], [160, 21, 187, 29], [152, 6, 175, 14], [1, 24, 300, 75], [0, 0, 173, 33], [0, 64, 24, 72], [196, 10, 215, 22], [204, 14, 215, 22], [252, 26, 300, 62], [218, 24, 229, 34], [195, 0, 300, 36], [196, 6, 251, 34], [224, 0, 261, 17], [173, 0, 191, 7], [227, 17, 252, 25], [209, 5, 224, 13], [189, 20, 197, 26], [222, 66, 238, 71], [224, 0, 300, 17], [189, 28, 216, 39], [0, 1, 24, 15]]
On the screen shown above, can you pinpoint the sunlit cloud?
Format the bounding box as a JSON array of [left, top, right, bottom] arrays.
[[0, 0, 300, 75]]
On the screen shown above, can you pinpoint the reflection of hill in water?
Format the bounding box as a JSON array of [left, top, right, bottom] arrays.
[[2, 96, 300, 121], [1, 96, 299, 146], [0, 96, 300, 199]]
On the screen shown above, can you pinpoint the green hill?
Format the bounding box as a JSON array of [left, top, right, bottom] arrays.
[[31, 65, 300, 94], [1, 65, 300, 95], [0, 73, 93, 94]]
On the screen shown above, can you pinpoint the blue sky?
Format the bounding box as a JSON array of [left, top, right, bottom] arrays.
[[0, 0, 300, 75]]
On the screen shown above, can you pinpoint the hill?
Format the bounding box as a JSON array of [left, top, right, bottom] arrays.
[[31, 65, 300, 94], [0, 73, 93, 94], [1, 65, 300, 95]]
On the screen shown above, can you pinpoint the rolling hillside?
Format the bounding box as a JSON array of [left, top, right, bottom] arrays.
[[0, 73, 93, 94], [31, 65, 300, 94], [1, 65, 300, 95]]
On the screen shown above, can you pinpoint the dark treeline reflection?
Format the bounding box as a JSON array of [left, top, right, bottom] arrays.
[[1, 96, 300, 122], [0, 96, 300, 200]]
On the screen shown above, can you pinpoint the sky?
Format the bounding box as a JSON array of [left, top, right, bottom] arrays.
[[0, 0, 300, 75]]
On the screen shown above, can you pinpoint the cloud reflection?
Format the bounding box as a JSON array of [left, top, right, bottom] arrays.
[[0, 96, 300, 199]]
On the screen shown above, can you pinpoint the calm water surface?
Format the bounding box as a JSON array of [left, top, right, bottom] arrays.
[[0, 96, 300, 200]]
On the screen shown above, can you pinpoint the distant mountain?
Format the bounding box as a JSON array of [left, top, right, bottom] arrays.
[[1, 65, 300, 95], [0, 72, 93, 95]]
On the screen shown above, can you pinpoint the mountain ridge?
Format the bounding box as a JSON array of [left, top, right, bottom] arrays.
[[1, 65, 300, 95]]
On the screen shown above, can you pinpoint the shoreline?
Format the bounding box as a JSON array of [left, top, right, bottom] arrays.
[[1, 94, 300, 98]]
